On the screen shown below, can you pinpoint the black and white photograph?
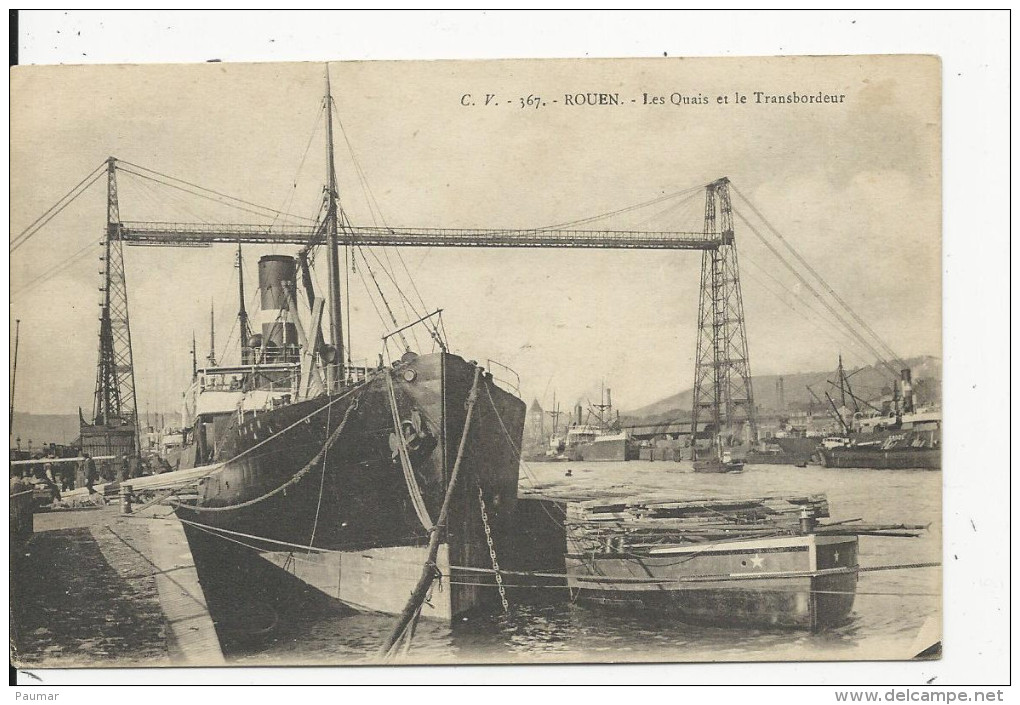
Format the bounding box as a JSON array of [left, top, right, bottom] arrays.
[[6, 9, 1010, 693]]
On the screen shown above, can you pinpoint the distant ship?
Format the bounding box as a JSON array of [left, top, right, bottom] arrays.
[[816, 409, 941, 470], [564, 387, 639, 462], [812, 357, 941, 470]]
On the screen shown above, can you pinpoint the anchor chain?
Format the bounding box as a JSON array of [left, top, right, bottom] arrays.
[[477, 485, 509, 614]]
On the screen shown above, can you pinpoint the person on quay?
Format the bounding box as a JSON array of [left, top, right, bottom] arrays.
[[41, 455, 61, 503], [82, 452, 99, 494]]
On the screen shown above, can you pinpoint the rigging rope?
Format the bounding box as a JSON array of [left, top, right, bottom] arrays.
[[170, 391, 361, 514], [380, 366, 484, 659], [269, 98, 325, 232], [143, 512, 941, 593], [355, 246, 410, 351], [117, 167, 303, 224], [377, 248, 422, 351], [333, 107, 445, 350], [308, 390, 332, 547], [116, 160, 317, 223]]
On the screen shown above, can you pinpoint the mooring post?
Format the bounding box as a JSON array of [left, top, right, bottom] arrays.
[[120, 484, 133, 515], [799, 506, 816, 534]]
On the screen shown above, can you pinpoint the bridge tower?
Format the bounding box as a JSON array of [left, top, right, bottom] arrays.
[[691, 178, 757, 453], [83, 157, 140, 458]]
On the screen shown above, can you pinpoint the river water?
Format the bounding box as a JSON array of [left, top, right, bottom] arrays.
[[223, 461, 941, 665]]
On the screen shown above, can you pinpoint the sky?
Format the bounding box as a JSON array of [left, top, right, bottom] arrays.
[[9, 56, 941, 417]]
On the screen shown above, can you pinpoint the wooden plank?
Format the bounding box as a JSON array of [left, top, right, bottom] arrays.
[[59, 463, 223, 501]]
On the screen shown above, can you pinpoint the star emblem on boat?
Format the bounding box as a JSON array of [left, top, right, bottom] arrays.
[[833, 550, 840, 563], [750, 553, 765, 570]]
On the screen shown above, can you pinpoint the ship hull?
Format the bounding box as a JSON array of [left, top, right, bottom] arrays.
[[571, 437, 638, 462], [818, 447, 940, 470], [745, 437, 819, 466], [817, 428, 940, 470], [174, 352, 525, 621]]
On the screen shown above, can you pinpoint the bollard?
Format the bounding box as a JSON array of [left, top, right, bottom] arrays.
[[799, 506, 816, 534], [120, 484, 133, 515]]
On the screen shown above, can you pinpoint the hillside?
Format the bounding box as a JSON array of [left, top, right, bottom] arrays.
[[621, 355, 941, 425], [9, 410, 178, 449], [9, 412, 82, 448]]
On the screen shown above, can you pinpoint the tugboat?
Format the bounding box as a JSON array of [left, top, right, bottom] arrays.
[[692, 436, 745, 473]]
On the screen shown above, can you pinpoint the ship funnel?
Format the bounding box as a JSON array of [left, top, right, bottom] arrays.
[[900, 368, 914, 414], [257, 255, 299, 363], [606, 388, 612, 411], [575, 403, 582, 426]]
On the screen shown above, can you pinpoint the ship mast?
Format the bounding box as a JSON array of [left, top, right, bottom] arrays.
[[207, 301, 216, 366], [547, 391, 561, 441], [191, 331, 198, 380], [323, 68, 345, 390], [10, 318, 19, 434], [236, 242, 250, 358]]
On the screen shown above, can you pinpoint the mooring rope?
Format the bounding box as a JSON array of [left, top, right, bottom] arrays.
[[380, 367, 483, 659], [105, 512, 945, 602], [120, 380, 373, 518], [164, 511, 941, 586], [169, 392, 361, 514]]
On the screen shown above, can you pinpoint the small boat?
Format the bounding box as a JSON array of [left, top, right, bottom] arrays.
[[567, 533, 858, 630], [693, 446, 744, 473], [562, 495, 860, 630]]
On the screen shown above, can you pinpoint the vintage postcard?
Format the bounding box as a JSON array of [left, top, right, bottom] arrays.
[[10, 55, 941, 668]]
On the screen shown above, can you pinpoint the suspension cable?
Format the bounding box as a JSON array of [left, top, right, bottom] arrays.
[[732, 185, 908, 372], [734, 208, 902, 379], [10, 166, 105, 253], [740, 253, 875, 366], [12, 240, 103, 298]]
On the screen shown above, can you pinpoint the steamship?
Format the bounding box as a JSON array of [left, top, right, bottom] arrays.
[[564, 388, 638, 462], [170, 76, 525, 621], [814, 361, 941, 471]]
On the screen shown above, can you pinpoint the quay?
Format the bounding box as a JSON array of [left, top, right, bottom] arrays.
[[10, 501, 223, 668]]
